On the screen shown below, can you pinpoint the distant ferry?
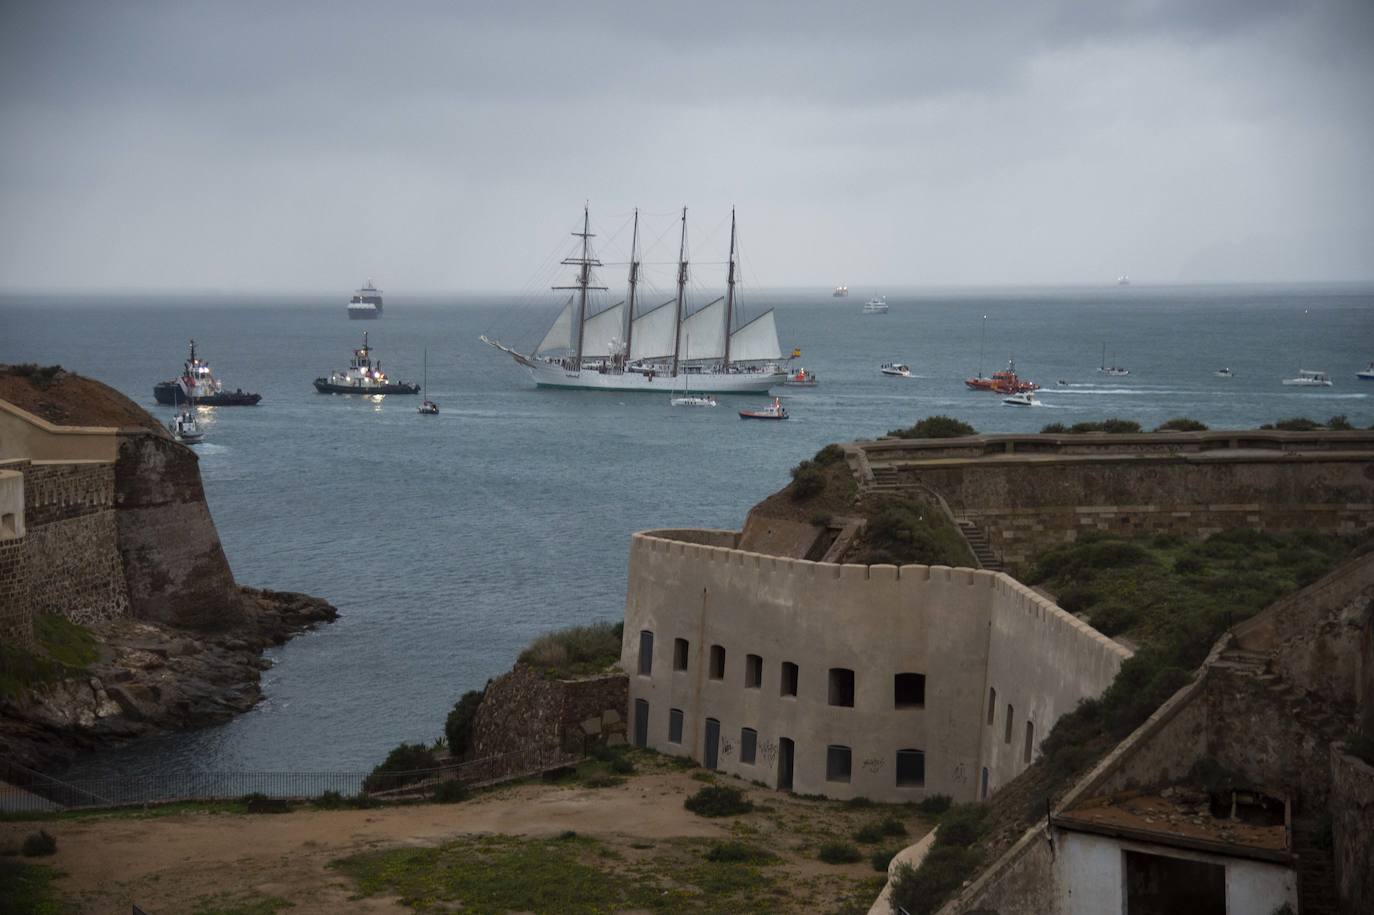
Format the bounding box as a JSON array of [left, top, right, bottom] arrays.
[[348, 280, 383, 319], [1117, 275, 1131, 286], [833, 285, 849, 297], [862, 296, 889, 314]]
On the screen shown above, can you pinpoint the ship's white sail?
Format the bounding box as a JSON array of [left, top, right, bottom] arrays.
[[535, 300, 575, 354], [728, 308, 782, 362], [680, 298, 727, 361], [629, 300, 677, 362], [581, 303, 625, 358]]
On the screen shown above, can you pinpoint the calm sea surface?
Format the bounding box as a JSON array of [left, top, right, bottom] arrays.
[[2, 284, 1371, 776]]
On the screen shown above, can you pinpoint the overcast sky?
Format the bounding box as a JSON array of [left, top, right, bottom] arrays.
[[1, 0, 1371, 292]]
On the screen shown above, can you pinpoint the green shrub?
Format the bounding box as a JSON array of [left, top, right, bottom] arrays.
[[813, 443, 846, 466], [916, 794, 952, 815], [844, 796, 874, 809], [817, 841, 862, 864], [583, 775, 625, 789], [1173, 555, 1204, 575], [848, 497, 974, 568], [1269, 416, 1322, 431], [1040, 422, 1069, 434], [433, 780, 469, 804], [517, 621, 624, 679], [21, 831, 57, 857], [444, 689, 485, 758], [1155, 417, 1208, 432], [1088, 601, 1140, 637], [705, 840, 776, 864], [1101, 418, 1143, 434], [888, 846, 983, 915], [2, 364, 64, 388], [313, 790, 346, 809], [879, 814, 907, 836], [853, 823, 886, 844], [871, 846, 903, 872], [607, 755, 635, 775], [934, 804, 988, 848], [888, 416, 976, 439], [790, 461, 826, 500], [683, 785, 753, 817], [1327, 415, 1354, 431], [363, 742, 439, 793]]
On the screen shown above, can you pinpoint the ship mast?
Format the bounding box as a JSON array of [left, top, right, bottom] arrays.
[[671, 206, 688, 376], [722, 208, 737, 367], [623, 208, 640, 365], [552, 203, 605, 366]]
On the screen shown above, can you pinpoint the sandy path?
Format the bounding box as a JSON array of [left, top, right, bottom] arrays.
[[1, 774, 732, 914]]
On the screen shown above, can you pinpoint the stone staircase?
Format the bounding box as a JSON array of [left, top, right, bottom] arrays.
[[1212, 646, 1341, 915], [869, 464, 902, 491], [957, 520, 1003, 572]]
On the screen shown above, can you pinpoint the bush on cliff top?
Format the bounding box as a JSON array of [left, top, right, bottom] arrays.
[[517, 620, 623, 680], [845, 496, 975, 568], [363, 742, 439, 793], [444, 689, 485, 759], [0, 614, 98, 700], [886, 416, 976, 439]]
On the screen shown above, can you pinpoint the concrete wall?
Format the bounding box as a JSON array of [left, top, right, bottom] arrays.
[[0, 399, 116, 463], [114, 431, 244, 630], [1330, 748, 1374, 914], [1055, 830, 1297, 915], [621, 529, 1128, 803]]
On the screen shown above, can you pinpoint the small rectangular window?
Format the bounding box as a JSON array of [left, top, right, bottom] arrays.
[[780, 661, 799, 697], [668, 708, 684, 744], [1024, 720, 1035, 763], [745, 654, 763, 689], [740, 728, 757, 764], [709, 645, 726, 680], [826, 745, 852, 783], [1005, 704, 1014, 744], [981, 766, 989, 799], [638, 630, 654, 676], [987, 687, 997, 725], [828, 668, 855, 707], [894, 673, 926, 708], [673, 638, 689, 671], [896, 749, 925, 786]]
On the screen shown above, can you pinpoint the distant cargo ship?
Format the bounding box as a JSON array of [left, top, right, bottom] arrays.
[[348, 280, 383, 319]]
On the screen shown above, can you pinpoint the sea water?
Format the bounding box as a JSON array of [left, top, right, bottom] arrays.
[[1, 284, 1370, 776]]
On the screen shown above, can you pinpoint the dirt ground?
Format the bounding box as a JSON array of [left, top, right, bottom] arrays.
[[1, 765, 925, 914]]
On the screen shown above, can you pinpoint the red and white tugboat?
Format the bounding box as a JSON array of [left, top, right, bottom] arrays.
[[739, 396, 789, 420]]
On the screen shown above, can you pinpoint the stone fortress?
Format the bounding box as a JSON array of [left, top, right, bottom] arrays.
[[618, 427, 1374, 913]]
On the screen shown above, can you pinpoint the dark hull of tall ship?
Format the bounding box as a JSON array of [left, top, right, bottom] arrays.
[[153, 383, 262, 406], [312, 378, 420, 395]]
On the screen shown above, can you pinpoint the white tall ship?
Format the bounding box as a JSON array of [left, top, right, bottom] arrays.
[[483, 206, 784, 394]]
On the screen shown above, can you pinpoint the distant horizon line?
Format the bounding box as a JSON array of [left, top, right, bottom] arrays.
[[3, 278, 1373, 299]]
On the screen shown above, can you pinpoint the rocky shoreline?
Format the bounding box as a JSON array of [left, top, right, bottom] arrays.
[[0, 586, 337, 771]]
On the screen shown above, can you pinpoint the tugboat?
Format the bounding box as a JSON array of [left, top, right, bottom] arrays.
[[154, 340, 261, 406], [784, 366, 819, 386], [314, 332, 420, 395], [965, 357, 1039, 394], [739, 396, 789, 420], [348, 279, 383, 319]]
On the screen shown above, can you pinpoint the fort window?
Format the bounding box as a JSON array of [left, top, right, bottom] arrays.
[[980, 767, 989, 799], [633, 699, 649, 748], [638, 630, 654, 676], [894, 673, 926, 708], [1024, 720, 1034, 763], [1004, 704, 1014, 744], [709, 644, 726, 680], [895, 749, 925, 787], [987, 687, 996, 725], [780, 661, 799, 697], [826, 745, 852, 783], [740, 728, 757, 765], [1, 513, 14, 536], [668, 708, 684, 744], [828, 668, 855, 707], [745, 654, 763, 689], [673, 638, 689, 671]]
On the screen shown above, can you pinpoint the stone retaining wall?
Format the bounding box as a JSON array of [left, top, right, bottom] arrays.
[[1331, 748, 1374, 913], [0, 536, 30, 647]]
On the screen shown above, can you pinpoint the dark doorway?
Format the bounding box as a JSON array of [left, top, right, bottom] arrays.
[[704, 717, 720, 770], [633, 699, 649, 748], [1125, 850, 1225, 915], [778, 737, 795, 790]]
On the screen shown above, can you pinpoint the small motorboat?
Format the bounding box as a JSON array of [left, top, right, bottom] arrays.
[[880, 362, 911, 377], [1003, 391, 1041, 407], [1215, 368, 1234, 379], [168, 410, 203, 444], [1282, 369, 1332, 387], [1056, 379, 1070, 386], [1357, 362, 1374, 381], [784, 367, 818, 386], [739, 397, 788, 420], [671, 394, 717, 407]]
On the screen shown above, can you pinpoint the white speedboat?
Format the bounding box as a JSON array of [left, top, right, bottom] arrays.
[[168, 410, 203, 444], [1003, 391, 1041, 407], [1357, 362, 1374, 381], [1282, 369, 1332, 387], [862, 296, 889, 314], [1214, 368, 1234, 379], [671, 394, 717, 407], [880, 362, 911, 377]]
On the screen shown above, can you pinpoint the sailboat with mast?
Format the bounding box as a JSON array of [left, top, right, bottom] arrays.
[[481, 206, 784, 394]]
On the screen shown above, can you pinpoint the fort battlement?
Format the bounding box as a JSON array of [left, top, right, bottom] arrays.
[[622, 529, 1129, 802]]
